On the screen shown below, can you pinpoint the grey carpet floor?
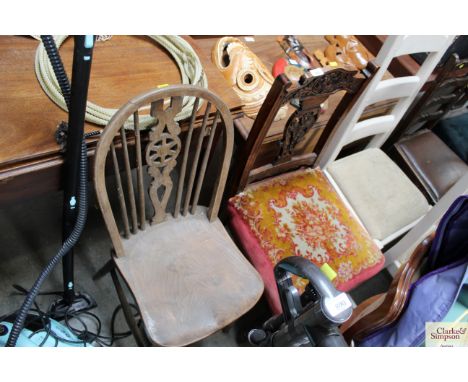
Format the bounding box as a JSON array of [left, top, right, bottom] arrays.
[[0, 185, 391, 346]]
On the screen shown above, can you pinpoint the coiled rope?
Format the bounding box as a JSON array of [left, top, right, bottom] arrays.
[[34, 35, 208, 129]]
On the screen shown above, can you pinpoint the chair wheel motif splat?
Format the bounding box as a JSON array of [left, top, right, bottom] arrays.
[[146, 97, 183, 224], [93, 85, 263, 346]]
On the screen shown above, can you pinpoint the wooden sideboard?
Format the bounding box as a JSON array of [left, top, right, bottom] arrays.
[[195, 36, 394, 168], [0, 35, 393, 206], [0, 35, 243, 206]]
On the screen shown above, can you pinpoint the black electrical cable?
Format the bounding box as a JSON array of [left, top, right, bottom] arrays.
[[8, 284, 139, 347], [5, 139, 89, 347], [63, 305, 139, 346], [28, 320, 54, 347], [5, 35, 108, 346], [12, 284, 62, 297], [40, 35, 71, 110], [5, 129, 98, 347]]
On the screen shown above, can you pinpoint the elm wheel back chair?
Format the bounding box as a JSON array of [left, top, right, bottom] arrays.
[[385, 54, 468, 204], [315, 35, 455, 252], [93, 85, 263, 346], [226, 65, 392, 315]]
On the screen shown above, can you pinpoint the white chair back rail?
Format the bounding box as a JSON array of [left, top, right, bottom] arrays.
[[317, 35, 455, 169]]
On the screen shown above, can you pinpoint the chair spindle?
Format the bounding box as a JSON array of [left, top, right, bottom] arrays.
[[174, 97, 200, 218], [183, 101, 212, 216], [133, 111, 146, 230], [120, 126, 138, 234], [110, 142, 131, 238]]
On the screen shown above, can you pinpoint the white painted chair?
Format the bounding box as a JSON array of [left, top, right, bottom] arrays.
[[315, 35, 455, 249], [385, 171, 468, 271]]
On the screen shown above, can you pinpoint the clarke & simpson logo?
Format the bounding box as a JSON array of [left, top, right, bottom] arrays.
[[425, 322, 468, 347]]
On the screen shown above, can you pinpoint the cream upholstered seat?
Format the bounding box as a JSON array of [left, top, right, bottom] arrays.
[[316, 35, 454, 249], [327, 148, 431, 241]]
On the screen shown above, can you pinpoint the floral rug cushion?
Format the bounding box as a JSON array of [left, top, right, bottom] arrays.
[[228, 167, 384, 314]]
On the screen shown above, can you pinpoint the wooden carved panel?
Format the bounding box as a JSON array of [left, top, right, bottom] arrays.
[[274, 69, 360, 163], [283, 68, 359, 104], [276, 106, 321, 163], [418, 71, 468, 124], [146, 97, 183, 224]]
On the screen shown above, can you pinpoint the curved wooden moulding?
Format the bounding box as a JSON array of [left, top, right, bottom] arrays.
[[212, 36, 287, 121], [341, 232, 435, 343]]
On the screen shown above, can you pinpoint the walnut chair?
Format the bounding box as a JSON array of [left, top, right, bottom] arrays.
[[315, 35, 455, 249], [93, 85, 263, 346], [226, 66, 388, 315]]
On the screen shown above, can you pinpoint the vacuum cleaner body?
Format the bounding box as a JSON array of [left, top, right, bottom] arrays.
[[249, 256, 353, 346], [0, 316, 88, 347]]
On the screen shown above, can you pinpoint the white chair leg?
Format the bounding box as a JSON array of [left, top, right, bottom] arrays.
[[384, 172, 468, 268]]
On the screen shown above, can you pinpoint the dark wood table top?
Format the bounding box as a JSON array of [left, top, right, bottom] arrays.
[[196, 35, 391, 143], [0, 35, 393, 205], [0, 35, 242, 177], [194, 35, 332, 140]]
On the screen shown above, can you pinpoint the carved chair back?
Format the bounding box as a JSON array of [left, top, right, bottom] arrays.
[[383, 53, 468, 149], [230, 66, 377, 194], [94, 85, 233, 258]]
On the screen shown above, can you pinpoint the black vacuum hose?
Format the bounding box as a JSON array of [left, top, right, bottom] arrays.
[[40, 35, 71, 110], [5, 140, 89, 347], [5, 36, 99, 346]]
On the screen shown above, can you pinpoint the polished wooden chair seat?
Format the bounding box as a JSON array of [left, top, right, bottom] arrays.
[[384, 54, 468, 204], [394, 130, 468, 204], [94, 85, 263, 346], [116, 208, 262, 346]]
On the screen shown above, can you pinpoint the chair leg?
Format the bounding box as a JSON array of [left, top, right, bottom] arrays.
[[110, 267, 148, 347], [92, 259, 115, 281]]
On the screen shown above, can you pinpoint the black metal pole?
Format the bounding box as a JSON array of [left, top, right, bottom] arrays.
[[62, 35, 94, 304]]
